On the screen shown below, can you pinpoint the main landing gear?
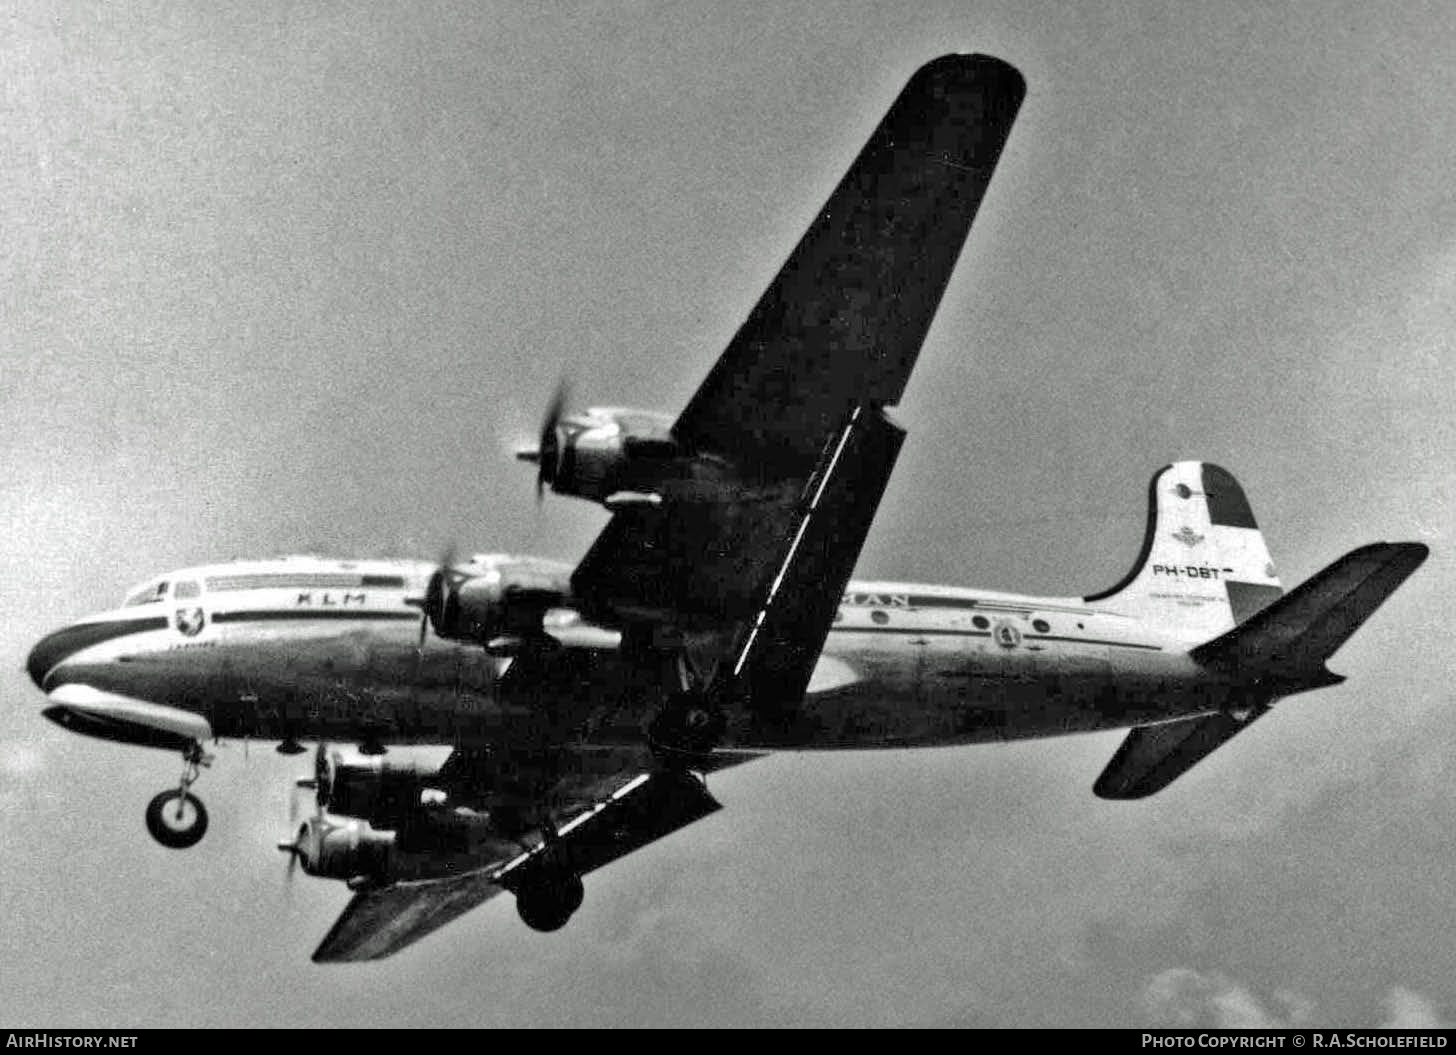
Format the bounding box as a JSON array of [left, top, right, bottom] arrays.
[[144, 741, 212, 849], [515, 873, 585, 933]]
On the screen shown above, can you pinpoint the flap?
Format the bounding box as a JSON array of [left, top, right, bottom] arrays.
[[312, 768, 728, 963], [496, 770, 721, 895], [732, 407, 906, 738]]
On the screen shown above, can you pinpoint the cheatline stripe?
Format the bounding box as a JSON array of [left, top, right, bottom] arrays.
[[828, 626, 1162, 651], [849, 595, 1101, 615], [28, 616, 171, 683], [210, 610, 420, 624], [205, 573, 406, 592]]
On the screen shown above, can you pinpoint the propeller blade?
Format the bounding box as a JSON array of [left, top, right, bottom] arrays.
[[542, 378, 568, 442], [279, 834, 300, 897], [535, 378, 570, 503], [419, 542, 457, 647], [313, 741, 329, 814]]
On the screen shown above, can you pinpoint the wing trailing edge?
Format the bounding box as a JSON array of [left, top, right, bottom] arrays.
[[311, 769, 730, 963]]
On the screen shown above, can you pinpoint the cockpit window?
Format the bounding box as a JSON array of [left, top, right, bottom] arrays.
[[173, 580, 201, 600], [123, 580, 169, 607]]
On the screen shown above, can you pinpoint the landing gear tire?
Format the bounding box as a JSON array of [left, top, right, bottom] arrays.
[[145, 790, 209, 849], [515, 874, 585, 933]]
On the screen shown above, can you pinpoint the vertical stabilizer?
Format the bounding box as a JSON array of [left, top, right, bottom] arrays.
[[1085, 462, 1283, 642]]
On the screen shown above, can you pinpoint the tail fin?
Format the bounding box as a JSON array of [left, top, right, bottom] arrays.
[[1086, 462, 1284, 642]]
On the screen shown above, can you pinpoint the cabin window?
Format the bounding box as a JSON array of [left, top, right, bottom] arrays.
[[870, 610, 890, 625], [972, 615, 990, 630], [123, 581, 169, 606], [174, 580, 201, 600], [206, 572, 402, 592], [1032, 619, 1050, 633]]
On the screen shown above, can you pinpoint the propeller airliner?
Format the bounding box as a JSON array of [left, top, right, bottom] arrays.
[[26, 55, 1427, 962]]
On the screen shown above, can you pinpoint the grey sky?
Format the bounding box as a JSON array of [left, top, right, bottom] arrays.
[[2, 0, 1452, 1027]]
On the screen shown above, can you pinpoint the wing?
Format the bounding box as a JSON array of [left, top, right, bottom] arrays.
[[312, 866, 510, 964], [673, 53, 1025, 479], [572, 55, 1024, 686], [1093, 710, 1268, 800], [311, 758, 756, 963], [493, 770, 721, 899]]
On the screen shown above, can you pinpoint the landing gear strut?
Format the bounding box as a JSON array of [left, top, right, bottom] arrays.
[[515, 873, 585, 932], [144, 741, 212, 849], [648, 690, 727, 764]]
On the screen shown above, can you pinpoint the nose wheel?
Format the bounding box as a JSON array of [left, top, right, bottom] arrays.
[[144, 742, 212, 849]]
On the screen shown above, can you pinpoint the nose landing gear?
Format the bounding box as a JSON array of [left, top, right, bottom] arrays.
[[144, 742, 212, 849]]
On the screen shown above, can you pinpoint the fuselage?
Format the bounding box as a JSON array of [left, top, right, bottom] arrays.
[[27, 555, 1239, 754]]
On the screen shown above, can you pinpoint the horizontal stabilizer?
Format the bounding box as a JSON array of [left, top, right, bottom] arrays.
[[1192, 542, 1429, 676], [1098, 541, 1427, 800], [1094, 709, 1265, 800]]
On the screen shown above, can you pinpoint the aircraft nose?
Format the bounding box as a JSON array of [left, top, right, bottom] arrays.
[[26, 614, 166, 692], [26, 623, 97, 690], [27, 628, 70, 689]]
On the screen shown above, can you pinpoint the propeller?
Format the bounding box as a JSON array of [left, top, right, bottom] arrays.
[[417, 543, 457, 655], [516, 378, 570, 503], [278, 741, 330, 887]]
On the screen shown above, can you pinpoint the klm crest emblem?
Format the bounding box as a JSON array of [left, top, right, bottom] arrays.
[[1171, 526, 1204, 548], [174, 607, 205, 637]]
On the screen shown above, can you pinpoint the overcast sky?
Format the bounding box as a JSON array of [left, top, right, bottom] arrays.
[[2, 0, 1453, 1028]]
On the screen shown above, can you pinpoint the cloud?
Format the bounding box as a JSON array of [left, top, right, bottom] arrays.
[[1146, 972, 1451, 1030], [0, 741, 48, 780], [1144, 969, 1317, 1028], [0, 739, 54, 834], [1381, 987, 1448, 1029]]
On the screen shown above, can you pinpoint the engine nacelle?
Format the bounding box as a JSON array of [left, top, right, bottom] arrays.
[[528, 407, 680, 505], [425, 553, 574, 645], [292, 814, 394, 881], [320, 749, 445, 828]]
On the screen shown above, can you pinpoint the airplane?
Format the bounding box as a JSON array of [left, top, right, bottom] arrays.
[[25, 54, 1427, 963]]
